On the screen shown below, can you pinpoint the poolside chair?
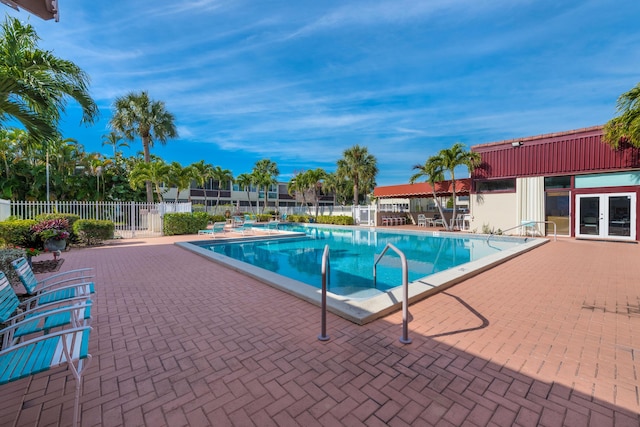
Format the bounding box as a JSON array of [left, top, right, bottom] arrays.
[[236, 219, 256, 235], [265, 220, 279, 234], [232, 216, 244, 228], [11, 257, 95, 304], [417, 214, 427, 227], [431, 214, 445, 227], [198, 221, 227, 237], [0, 271, 92, 348], [0, 325, 93, 427]]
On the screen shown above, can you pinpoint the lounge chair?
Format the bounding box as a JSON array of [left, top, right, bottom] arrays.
[[0, 271, 92, 348], [198, 221, 227, 237], [11, 257, 95, 305], [236, 219, 256, 235], [232, 216, 244, 227], [0, 326, 93, 427], [265, 220, 279, 234]]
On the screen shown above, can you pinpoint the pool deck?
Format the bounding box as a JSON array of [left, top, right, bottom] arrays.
[[2, 228, 639, 426]]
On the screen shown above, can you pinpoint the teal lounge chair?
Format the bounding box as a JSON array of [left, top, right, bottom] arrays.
[[237, 219, 256, 235], [0, 326, 93, 427], [266, 220, 280, 234], [198, 221, 227, 237], [11, 257, 95, 304], [0, 271, 92, 348]]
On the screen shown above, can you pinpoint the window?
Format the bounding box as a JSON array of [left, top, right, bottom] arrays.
[[544, 176, 571, 189], [475, 179, 516, 193]]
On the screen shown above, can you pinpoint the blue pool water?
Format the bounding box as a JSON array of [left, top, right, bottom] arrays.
[[202, 224, 524, 298]]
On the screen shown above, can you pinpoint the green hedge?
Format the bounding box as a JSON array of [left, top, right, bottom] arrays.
[[163, 212, 210, 236], [0, 219, 37, 247], [287, 214, 309, 223], [73, 220, 115, 245], [316, 215, 354, 225]]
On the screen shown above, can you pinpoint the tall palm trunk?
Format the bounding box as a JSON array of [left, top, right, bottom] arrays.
[[142, 137, 154, 203]]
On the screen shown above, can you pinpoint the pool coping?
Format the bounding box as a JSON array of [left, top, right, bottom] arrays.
[[176, 228, 548, 325]]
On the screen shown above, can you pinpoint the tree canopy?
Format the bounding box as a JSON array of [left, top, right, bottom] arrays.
[[603, 82, 640, 148]]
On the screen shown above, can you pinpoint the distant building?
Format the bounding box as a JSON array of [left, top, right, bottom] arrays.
[[374, 125, 640, 241], [471, 125, 639, 241], [163, 181, 335, 213]]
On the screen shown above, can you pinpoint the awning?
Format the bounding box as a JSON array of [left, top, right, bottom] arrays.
[[374, 179, 471, 199]]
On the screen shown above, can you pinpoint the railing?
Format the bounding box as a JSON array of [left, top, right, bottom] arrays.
[[318, 245, 330, 341], [487, 220, 557, 242], [373, 243, 411, 344], [8, 200, 192, 239]]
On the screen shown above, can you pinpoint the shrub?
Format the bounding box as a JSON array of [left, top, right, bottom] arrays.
[[0, 248, 28, 287], [209, 215, 226, 223], [288, 214, 309, 223], [31, 218, 71, 243], [0, 219, 37, 247], [256, 214, 271, 222], [163, 213, 209, 236], [316, 215, 354, 226], [73, 220, 115, 245]]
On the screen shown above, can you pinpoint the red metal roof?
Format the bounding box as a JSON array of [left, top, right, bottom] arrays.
[[374, 179, 471, 198], [471, 126, 640, 179]]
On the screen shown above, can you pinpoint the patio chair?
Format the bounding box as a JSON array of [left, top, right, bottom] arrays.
[[417, 214, 428, 227], [198, 221, 227, 237], [265, 220, 280, 234], [236, 219, 256, 235], [11, 257, 95, 305], [431, 214, 445, 227], [232, 216, 244, 227], [0, 325, 93, 427], [0, 271, 92, 348]]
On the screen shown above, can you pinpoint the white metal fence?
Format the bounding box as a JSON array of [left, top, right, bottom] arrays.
[[7, 200, 192, 239]]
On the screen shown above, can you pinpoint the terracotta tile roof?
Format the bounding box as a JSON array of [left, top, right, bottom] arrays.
[[374, 178, 471, 198]]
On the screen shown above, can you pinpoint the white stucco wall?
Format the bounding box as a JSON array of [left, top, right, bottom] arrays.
[[470, 192, 518, 234]]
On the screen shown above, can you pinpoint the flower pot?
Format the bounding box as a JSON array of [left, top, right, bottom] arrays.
[[44, 238, 67, 252]]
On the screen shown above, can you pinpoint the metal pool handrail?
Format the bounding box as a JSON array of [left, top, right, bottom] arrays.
[[487, 220, 557, 242], [318, 244, 330, 341], [374, 243, 412, 344]]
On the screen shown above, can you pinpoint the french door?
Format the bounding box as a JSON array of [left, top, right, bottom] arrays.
[[575, 193, 636, 241]]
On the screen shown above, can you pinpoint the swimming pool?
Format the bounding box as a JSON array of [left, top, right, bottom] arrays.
[[178, 224, 547, 324]]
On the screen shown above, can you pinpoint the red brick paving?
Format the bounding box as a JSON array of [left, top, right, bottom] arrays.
[[1, 233, 639, 426]]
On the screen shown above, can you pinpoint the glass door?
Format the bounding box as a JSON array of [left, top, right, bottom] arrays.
[[575, 193, 636, 240]]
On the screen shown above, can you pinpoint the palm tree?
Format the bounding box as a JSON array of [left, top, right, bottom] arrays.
[[303, 168, 327, 218], [288, 172, 309, 213], [435, 143, 481, 230], [191, 160, 215, 210], [235, 173, 255, 214], [252, 159, 279, 213], [129, 159, 170, 202], [336, 144, 378, 207], [603, 82, 640, 148], [212, 166, 234, 207], [110, 91, 178, 203], [167, 162, 195, 202], [410, 156, 447, 226], [0, 17, 98, 141], [101, 131, 129, 161]]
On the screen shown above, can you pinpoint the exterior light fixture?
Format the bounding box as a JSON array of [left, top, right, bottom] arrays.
[[511, 141, 523, 147]]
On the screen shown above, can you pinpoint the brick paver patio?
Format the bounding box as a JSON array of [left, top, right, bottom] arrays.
[[1, 232, 639, 426]]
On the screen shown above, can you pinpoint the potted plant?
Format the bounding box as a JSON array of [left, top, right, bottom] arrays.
[[31, 218, 71, 252]]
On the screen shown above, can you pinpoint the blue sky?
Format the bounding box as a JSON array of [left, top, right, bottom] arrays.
[[5, 0, 640, 185]]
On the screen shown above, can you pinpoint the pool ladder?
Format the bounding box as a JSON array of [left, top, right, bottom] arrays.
[[374, 243, 412, 344], [318, 245, 330, 341], [319, 243, 412, 344]]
